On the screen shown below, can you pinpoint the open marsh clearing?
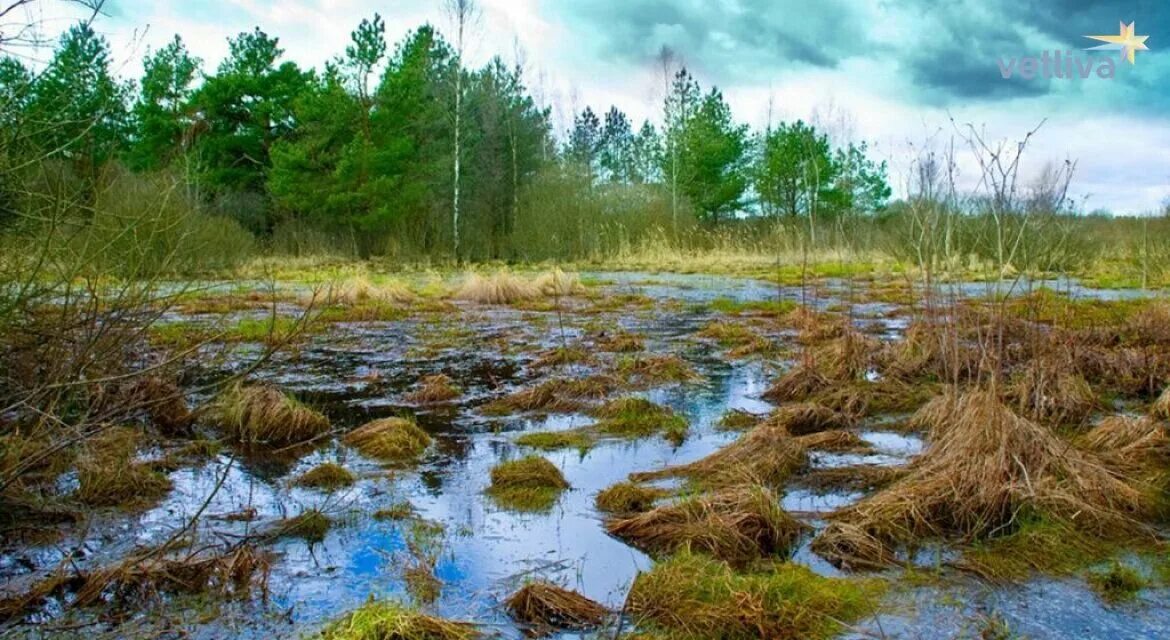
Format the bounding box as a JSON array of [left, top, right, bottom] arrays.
[[2, 270, 1170, 639]]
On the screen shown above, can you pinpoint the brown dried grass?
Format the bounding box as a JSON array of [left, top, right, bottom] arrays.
[[404, 374, 462, 404], [605, 485, 807, 566], [504, 581, 608, 631], [813, 391, 1149, 570], [214, 383, 330, 447]]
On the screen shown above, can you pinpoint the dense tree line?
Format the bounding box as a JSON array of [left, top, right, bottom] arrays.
[[0, 16, 891, 260]]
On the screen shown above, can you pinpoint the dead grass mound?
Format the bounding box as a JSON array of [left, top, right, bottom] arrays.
[[315, 276, 415, 306], [813, 379, 936, 418], [594, 482, 669, 514], [813, 390, 1149, 570], [811, 331, 880, 380], [483, 376, 617, 415], [1080, 415, 1170, 473], [405, 374, 462, 404], [531, 268, 586, 298], [75, 427, 171, 508], [605, 485, 807, 566], [798, 465, 908, 494], [1007, 363, 1100, 427], [631, 422, 863, 489], [627, 550, 881, 640], [505, 581, 608, 631], [320, 600, 478, 640], [760, 403, 853, 436], [214, 383, 330, 447], [762, 362, 833, 404], [455, 272, 539, 304], [344, 417, 431, 462]]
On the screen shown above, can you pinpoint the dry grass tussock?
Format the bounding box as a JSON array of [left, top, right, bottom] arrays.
[[605, 485, 807, 566], [504, 581, 608, 631], [75, 427, 171, 508], [454, 268, 584, 305], [0, 545, 269, 621], [1079, 415, 1170, 474], [310, 275, 415, 306], [813, 390, 1150, 570], [343, 417, 432, 462], [214, 383, 330, 447], [1006, 361, 1100, 427], [482, 376, 617, 415], [626, 550, 881, 640], [759, 403, 854, 436], [404, 374, 462, 404], [614, 354, 701, 386], [319, 600, 478, 640], [762, 360, 833, 404], [593, 330, 645, 353], [631, 420, 863, 489], [594, 481, 669, 514]]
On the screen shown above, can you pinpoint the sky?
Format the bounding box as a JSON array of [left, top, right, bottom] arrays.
[[16, 0, 1170, 213]]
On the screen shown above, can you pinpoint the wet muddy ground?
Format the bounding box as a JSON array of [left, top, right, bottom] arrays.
[[2, 272, 1168, 639]]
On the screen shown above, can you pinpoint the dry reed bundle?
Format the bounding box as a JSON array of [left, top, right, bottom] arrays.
[[404, 374, 462, 404], [73, 545, 269, 607], [344, 417, 432, 462], [1007, 362, 1100, 427], [813, 391, 1150, 570], [504, 581, 608, 631], [813, 379, 935, 418], [605, 485, 806, 566], [811, 331, 880, 381], [214, 383, 330, 447], [798, 465, 908, 494]]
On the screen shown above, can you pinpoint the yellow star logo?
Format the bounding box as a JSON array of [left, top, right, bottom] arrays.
[[1085, 21, 1150, 64]]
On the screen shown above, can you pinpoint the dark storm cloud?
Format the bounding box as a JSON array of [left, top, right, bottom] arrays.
[[552, 0, 871, 78], [550, 0, 1169, 107]]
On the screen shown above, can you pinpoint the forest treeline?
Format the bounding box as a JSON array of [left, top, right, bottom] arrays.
[[0, 15, 893, 262]]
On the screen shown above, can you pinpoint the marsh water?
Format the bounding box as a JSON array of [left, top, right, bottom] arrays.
[[2, 272, 1168, 639]]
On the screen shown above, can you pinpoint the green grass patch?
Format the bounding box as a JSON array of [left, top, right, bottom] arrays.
[[486, 456, 570, 513], [1087, 561, 1147, 604], [627, 550, 883, 640], [515, 429, 594, 452], [318, 600, 477, 640]]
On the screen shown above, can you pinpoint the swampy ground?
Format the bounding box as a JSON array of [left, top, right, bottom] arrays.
[[3, 268, 1170, 640]]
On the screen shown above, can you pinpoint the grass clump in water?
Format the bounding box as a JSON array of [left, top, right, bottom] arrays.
[[813, 390, 1150, 571], [516, 429, 594, 452], [486, 456, 570, 512], [505, 581, 608, 632], [319, 600, 477, 640], [482, 376, 616, 415], [716, 409, 761, 431], [594, 482, 668, 514], [1088, 561, 1147, 604], [272, 508, 332, 544], [594, 330, 645, 353], [404, 374, 462, 404], [373, 501, 417, 521], [708, 297, 798, 317], [592, 397, 688, 443], [214, 383, 330, 447], [75, 428, 172, 508], [606, 485, 806, 567], [626, 550, 882, 640], [532, 345, 594, 368], [614, 354, 701, 386], [344, 417, 432, 463], [294, 463, 356, 490]]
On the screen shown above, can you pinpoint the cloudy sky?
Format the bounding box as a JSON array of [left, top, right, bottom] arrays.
[[21, 0, 1170, 213]]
